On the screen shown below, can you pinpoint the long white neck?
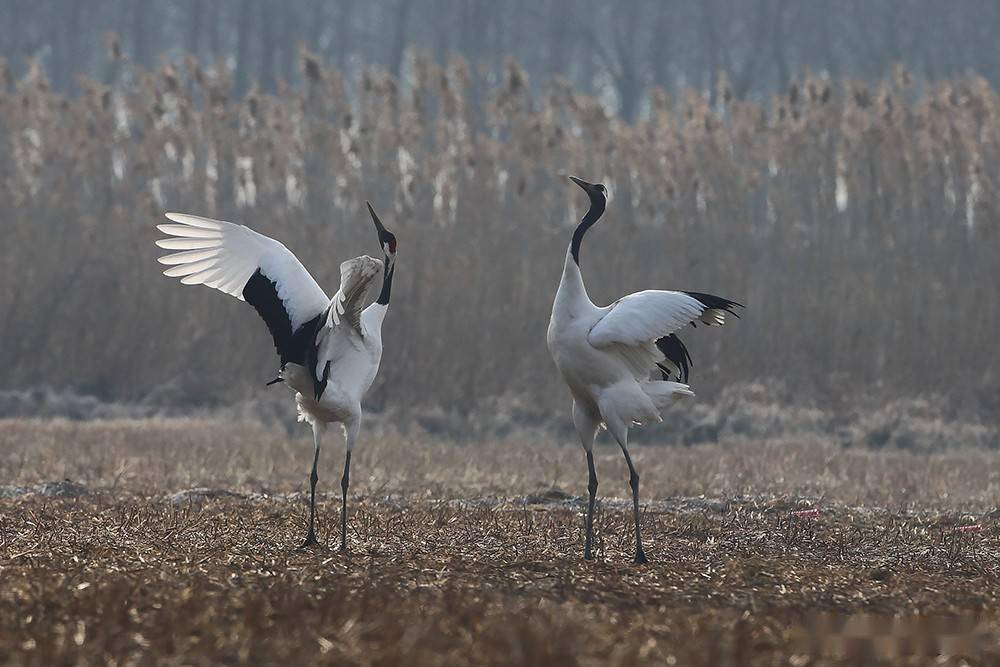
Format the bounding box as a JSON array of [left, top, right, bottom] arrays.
[[552, 247, 594, 319], [362, 302, 388, 336], [362, 254, 393, 336], [553, 188, 605, 319]]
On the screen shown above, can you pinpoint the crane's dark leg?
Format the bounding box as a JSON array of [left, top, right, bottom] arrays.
[[340, 450, 351, 553], [619, 445, 648, 564], [300, 425, 322, 548], [585, 450, 598, 560], [573, 403, 601, 561]]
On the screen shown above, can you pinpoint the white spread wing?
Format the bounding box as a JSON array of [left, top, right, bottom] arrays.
[[588, 290, 722, 349], [156, 212, 330, 332]]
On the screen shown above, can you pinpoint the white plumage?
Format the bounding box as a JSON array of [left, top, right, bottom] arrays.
[[155, 205, 398, 550], [547, 176, 743, 563], [588, 291, 709, 349], [159, 212, 330, 331], [325, 256, 383, 333]]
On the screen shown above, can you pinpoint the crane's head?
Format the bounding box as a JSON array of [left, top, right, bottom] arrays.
[[567, 176, 608, 264], [569, 176, 610, 205], [366, 201, 397, 261]]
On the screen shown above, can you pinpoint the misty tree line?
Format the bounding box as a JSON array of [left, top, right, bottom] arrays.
[[3, 0, 1000, 121], [1, 52, 997, 419]]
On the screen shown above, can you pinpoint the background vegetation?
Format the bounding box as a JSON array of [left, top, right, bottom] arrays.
[[1, 50, 997, 422]]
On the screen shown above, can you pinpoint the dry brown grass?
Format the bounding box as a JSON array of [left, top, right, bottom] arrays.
[[2, 418, 1000, 664], [1, 417, 999, 509]]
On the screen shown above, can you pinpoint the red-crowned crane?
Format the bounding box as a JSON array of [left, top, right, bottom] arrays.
[[155, 203, 397, 551], [547, 176, 742, 563]]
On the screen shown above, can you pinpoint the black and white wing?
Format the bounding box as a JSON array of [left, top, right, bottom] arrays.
[[588, 290, 742, 379], [589, 290, 742, 348], [156, 212, 331, 366]]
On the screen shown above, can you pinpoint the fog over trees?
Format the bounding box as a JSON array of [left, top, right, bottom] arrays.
[[3, 0, 1000, 119]]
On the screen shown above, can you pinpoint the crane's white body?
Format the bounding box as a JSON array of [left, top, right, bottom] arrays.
[[283, 302, 387, 429], [548, 249, 699, 440], [548, 177, 741, 563], [156, 211, 396, 549]]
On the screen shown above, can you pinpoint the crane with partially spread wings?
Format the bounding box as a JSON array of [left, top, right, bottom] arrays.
[[547, 176, 743, 564]]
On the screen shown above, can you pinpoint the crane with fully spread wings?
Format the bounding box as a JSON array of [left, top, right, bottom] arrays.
[[155, 204, 397, 550]]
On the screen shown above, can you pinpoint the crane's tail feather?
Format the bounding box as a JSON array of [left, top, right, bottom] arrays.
[[641, 381, 695, 411]]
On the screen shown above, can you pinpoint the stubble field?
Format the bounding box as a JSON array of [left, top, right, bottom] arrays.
[[1, 418, 999, 665]]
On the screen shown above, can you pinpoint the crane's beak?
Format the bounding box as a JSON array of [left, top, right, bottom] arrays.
[[569, 175, 600, 197], [366, 200, 397, 257], [366, 201, 387, 236]]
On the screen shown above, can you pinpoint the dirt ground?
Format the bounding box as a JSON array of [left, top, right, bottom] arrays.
[[1, 418, 999, 665]]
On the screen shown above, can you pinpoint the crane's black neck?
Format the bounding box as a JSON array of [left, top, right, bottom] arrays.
[[570, 197, 606, 265], [376, 257, 395, 305]]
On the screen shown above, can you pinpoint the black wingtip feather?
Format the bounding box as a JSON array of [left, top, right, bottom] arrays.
[[683, 291, 745, 314]]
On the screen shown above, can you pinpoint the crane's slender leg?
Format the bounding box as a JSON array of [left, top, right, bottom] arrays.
[[340, 418, 360, 553], [340, 450, 351, 552], [573, 402, 600, 561], [620, 447, 647, 564], [585, 450, 598, 560], [301, 422, 323, 547], [609, 420, 647, 564]]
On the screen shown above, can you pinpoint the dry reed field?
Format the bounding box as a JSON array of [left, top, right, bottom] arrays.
[[1, 55, 998, 419], [2, 418, 999, 665]]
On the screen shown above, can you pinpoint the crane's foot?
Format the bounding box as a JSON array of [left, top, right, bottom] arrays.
[[299, 530, 320, 549], [633, 548, 649, 565]]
